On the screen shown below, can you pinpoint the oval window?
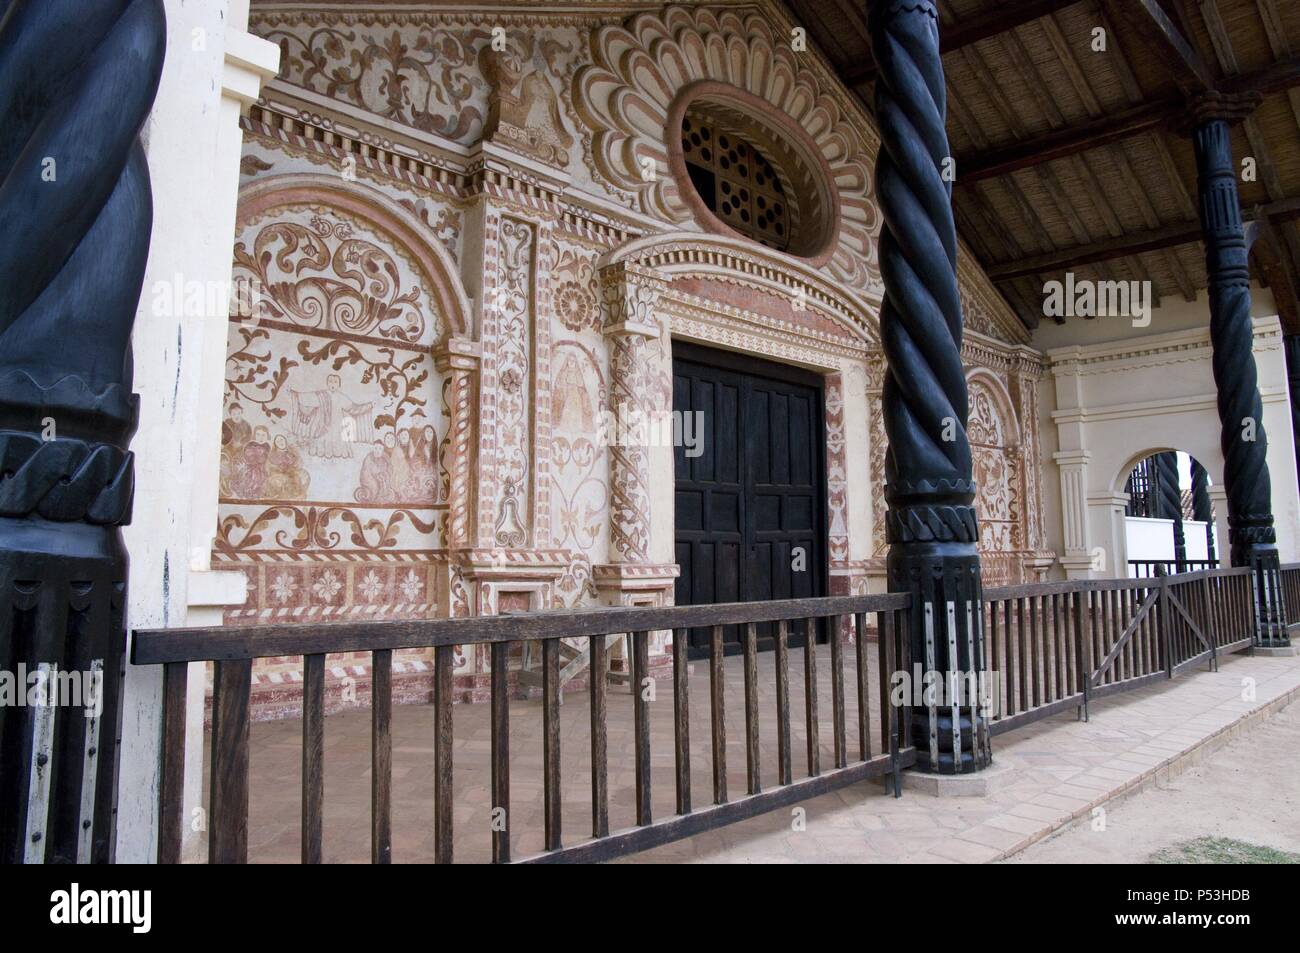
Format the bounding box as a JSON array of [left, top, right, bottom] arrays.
[[672, 91, 836, 260]]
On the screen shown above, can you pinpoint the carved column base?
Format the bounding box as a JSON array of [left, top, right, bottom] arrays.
[[1233, 528, 1289, 648], [0, 519, 126, 863], [887, 539, 991, 775]]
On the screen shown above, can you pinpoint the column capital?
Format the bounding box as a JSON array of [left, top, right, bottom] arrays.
[[600, 261, 666, 339], [433, 336, 482, 373], [1052, 449, 1092, 467], [1175, 90, 1262, 135]]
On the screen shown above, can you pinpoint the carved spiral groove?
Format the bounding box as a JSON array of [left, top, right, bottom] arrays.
[[1152, 452, 1182, 523], [870, 1, 975, 544], [0, 0, 165, 523], [1193, 120, 1276, 551]]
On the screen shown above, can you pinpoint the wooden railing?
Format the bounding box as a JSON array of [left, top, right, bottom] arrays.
[[982, 567, 1255, 735], [1281, 563, 1300, 633], [132, 593, 912, 865], [131, 566, 1263, 864], [1128, 558, 1217, 578]]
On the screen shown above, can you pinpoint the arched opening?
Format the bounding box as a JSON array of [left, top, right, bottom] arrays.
[[1120, 451, 1220, 577]]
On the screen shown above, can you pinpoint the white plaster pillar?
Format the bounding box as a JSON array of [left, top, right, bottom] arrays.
[[117, 0, 278, 862], [1054, 449, 1093, 578], [1092, 491, 1132, 578]]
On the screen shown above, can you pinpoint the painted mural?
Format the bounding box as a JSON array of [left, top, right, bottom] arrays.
[[217, 201, 449, 637]]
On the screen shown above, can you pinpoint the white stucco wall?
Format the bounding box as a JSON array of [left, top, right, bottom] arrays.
[[1042, 315, 1299, 581], [1125, 517, 1219, 566], [117, 0, 277, 862]]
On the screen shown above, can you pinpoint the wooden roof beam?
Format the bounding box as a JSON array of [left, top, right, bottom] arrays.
[[957, 98, 1175, 183], [841, 0, 1082, 86], [1102, 0, 1215, 92], [987, 221, 1203, 281], [956, 53, 1300, 183], [986, 196, 1300, 280], [1250, 213, 1300, 336]]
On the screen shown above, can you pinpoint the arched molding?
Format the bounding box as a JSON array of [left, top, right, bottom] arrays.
[[965, 367, 1022, 448], [601, 231, 878, 350], [1111, 447, 1223, 498], [236, 173, 473, 345]]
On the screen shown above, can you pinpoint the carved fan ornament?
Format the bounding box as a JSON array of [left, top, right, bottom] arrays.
[[574, 6, 883, 300]]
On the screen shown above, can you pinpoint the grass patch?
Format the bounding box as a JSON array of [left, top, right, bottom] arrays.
[[1151, 837, 1300, 864]]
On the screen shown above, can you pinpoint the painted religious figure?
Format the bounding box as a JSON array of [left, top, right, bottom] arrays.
[[354, 424, 440, 503], [230, 426, 272, 499], [291, 373, 376, 459]]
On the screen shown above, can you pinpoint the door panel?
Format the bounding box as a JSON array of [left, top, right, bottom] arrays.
[[673, 343, 827, 656]]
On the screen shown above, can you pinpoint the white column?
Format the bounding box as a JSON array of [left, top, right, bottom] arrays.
[[1092, 491, 1132, 578], [116, 0, 278, 862], [1054, 449, 1094, 578]]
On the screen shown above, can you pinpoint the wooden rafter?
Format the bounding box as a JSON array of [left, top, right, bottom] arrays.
[[973, 7, 1141, 310], [1104, 0, 1215, 91], [1255, 0, 1300, 135], [1251, 213, 1300, 334], [1193, 0, 1300, 332], [841, 0, 1082, 86], [957, 98, 1175, 182], [956, 53, 1300, 183], [1039, 7, 1198, 300], [987, 221, 1204, 280], [987, 195, 1300, 280]]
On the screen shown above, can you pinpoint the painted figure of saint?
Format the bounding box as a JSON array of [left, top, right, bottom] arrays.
[[219, 402, 253, 497], [418, 423, 439, 498], [266, 434, 310, 499], [355, 435, 395, 502], [393, 427, 417, 497], [291, 373, 376, 459], [554, 354, 594, 433], [231, 425, 272, 498]]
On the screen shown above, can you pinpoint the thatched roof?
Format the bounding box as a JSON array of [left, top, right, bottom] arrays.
[[787, 0, 1300, 331]]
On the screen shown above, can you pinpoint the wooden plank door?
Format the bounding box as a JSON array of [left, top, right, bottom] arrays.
[[672, 343, 826, 656]]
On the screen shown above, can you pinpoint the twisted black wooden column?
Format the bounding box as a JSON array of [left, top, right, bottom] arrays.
[[0, 0, 165, 862], [1189, 99, 1288, 647], [1190, 459, 1217, 564], [1152, 452, 1186, 571], [870, 1, 989, 773]]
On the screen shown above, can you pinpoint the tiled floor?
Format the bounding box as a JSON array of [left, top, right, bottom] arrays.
[[224, 646, 1300, 863]]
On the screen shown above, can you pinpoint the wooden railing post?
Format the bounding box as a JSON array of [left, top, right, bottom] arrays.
[[1073, 592, 1088, 722], [1158, 569, 1174, 679], [157, 662, 189, 864], [209, 659, 252, 864]]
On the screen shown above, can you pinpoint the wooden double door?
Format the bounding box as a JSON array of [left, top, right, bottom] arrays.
[[672, 343, 827, 657]]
